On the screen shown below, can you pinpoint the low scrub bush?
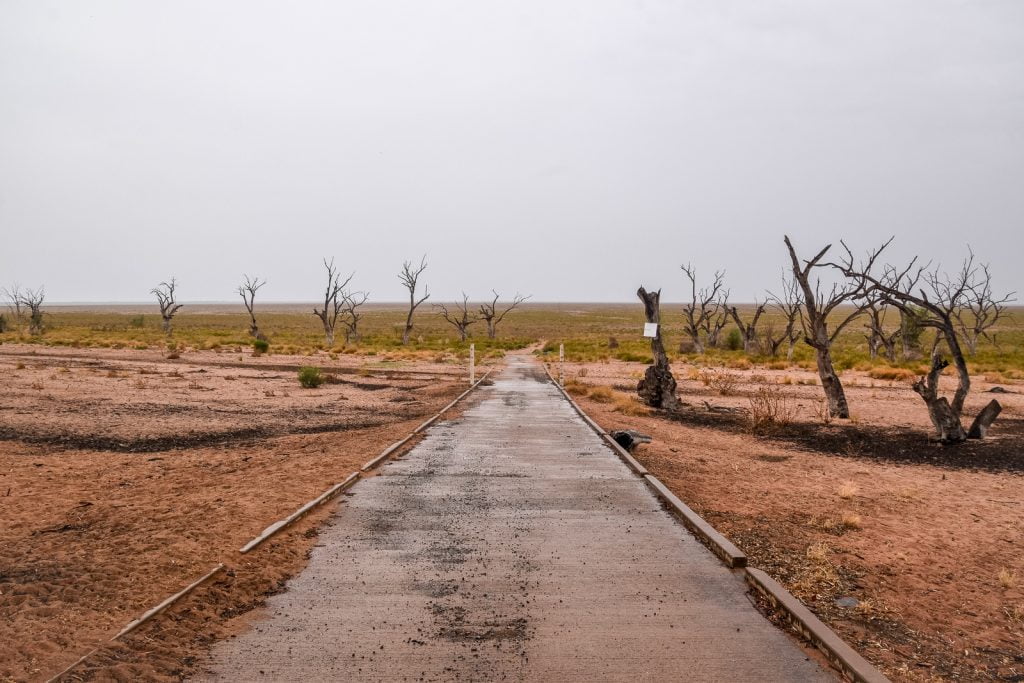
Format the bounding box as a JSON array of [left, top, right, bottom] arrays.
[[298, 366, 324, 388], [699, 370, 740, 396], [748, 385, 795, 433], [253, 339, 270, 356], [588, 385, 615, 403]]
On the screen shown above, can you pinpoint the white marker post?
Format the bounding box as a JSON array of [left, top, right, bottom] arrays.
[[469, 343, 475, 385], [559, 343, 565, 385]]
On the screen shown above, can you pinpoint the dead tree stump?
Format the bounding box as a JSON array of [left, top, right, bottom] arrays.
[[636, 287, 679, 411], [967, 399, 1002, 439]]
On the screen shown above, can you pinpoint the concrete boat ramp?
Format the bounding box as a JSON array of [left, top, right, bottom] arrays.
[[197, 354, 832, 681]]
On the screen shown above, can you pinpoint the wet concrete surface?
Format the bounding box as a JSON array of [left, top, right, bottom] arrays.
[[197, 354, 833, 681]]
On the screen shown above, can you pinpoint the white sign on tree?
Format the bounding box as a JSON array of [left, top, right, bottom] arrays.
[[643, 323, 659, 338]]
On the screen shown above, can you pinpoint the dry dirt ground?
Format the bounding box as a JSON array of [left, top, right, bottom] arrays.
[[561, 359, 1024, 682], [0, 344, 474, 682]]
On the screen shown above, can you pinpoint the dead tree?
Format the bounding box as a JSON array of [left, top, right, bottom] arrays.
[[706, 297, 731, 348], [783, 236, 865, 419], [861, 296, 900, 361], [728, 302, 767, 354], [3, 284, 25, 333], [312, 259, 353, 347], [13, 286, 45, 335], [764, 274, 803, 360], [680, 264, 726, 353], [151, 279, 184, 335], [636, 287, 679, 411], [237, 275, 266, 339], [436, 293, 477, 342], [3, 284, 24, 321], [836, 242, 1010, 444], [399, 256, 429, 345], [340, 290, 369, 344], [478, 290, 530, 339], [952, 256, 1014, 355]]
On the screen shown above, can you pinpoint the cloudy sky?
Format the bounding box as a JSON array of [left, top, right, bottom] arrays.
[[1, 1, 1021, 303]]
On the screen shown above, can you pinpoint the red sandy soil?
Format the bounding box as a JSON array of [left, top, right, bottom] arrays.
[[563, 359, 1024, 682], [0, 344, 477, 682]]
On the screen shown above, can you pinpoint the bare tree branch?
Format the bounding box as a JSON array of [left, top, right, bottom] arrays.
[[151, 278, 184, 336], [237, 275, 266, 339], [436, 292, 477, 342], [312, 259, 353, 347], [399, 255, 429, 345], [478, 290, 530, 339], [680, 264, 727, 353]]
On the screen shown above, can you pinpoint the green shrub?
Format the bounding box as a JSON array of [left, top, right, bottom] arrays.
[[0, 314, 7, 333], [726, 329, 743, 351], [298, 366, 323, 388], [129, 315, 146, 328], [253, 338, 270, 356]]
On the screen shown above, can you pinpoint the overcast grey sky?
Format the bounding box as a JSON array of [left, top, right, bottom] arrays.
[[1, 1, 1021, 303]]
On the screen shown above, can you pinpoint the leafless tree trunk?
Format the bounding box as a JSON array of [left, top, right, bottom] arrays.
[[478, 290, 530, 339], [862, 298, 900, 362], [152, 279, 184, 336], [636, 287, 679, 411], [765, 273, 803, 360], [952, 256, 1014, 355], [784, 236, 864, 418], [728, 302, 766, 354], [680, 264, 726, 354], [437, 293, 477, 342], [340, 290, 369, 344], [12, 286, 45, 335], [237, 275, 267, 339], [836, 241, 1012, 444], [313, 259, 353, 348], [399, 256, 429, 345], [706, 302, 731, 348]]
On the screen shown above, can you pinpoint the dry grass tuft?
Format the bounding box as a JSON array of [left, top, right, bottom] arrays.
[[588, 385, 615, 403], [841, 512, 862, 530], [838, 482, 858, 499], [612, 394, 651, 416], [563, 379, 590, 397], [15, 362, 26, 370], [806, 541, 831, 563], [868, 367, 916, 381], [999, 568, 1018, 589]]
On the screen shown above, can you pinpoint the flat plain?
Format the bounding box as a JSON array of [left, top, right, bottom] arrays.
[[1, 303, 1022, 681]]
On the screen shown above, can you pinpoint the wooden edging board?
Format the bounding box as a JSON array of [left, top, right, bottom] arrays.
[[642, 475, 746, 568], [239, 472, 361, 553], [47, 564, 226, 683], [542, 360, 889, 683], [746, 569, 890, 683]]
